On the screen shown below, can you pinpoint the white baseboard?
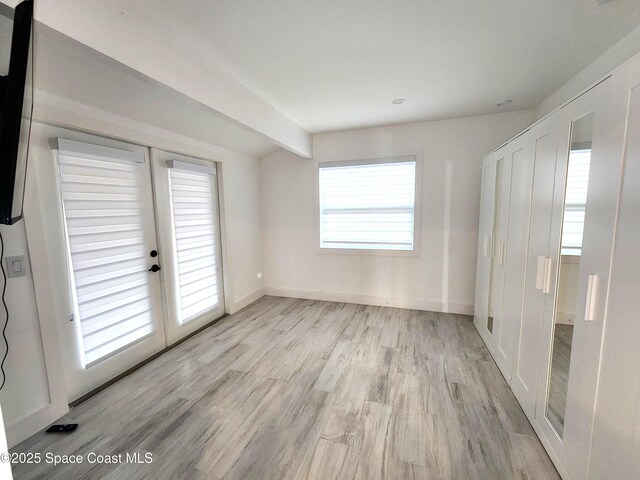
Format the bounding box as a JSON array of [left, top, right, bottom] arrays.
[[6, 401, 69, 448], [230, 288, 265, 314], [264, 287, 473, 315]]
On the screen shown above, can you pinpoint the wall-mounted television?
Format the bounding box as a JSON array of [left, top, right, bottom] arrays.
[[0, 0, 33, 225]]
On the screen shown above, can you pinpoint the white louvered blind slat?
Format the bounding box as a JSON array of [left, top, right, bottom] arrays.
[[319, 158, 417, 250], [561, 149, 591, 255], [57, 146, 155, 367], [168, 166, 221, 324]]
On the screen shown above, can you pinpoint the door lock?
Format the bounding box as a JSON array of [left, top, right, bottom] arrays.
[[149, 264, 161, 272], [150, 250, 158, 257]]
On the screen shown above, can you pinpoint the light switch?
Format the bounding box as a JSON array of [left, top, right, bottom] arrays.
[[5, 255, 27, 278]]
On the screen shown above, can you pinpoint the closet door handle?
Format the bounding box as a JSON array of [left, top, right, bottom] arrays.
[[499, 242, 506, 266], [536, 256, 546, 291], [543, 257, 553, 294], [584, 274, 598, 321]]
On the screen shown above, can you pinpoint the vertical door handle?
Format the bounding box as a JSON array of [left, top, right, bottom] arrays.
[[498, 241, 506, 266], [584, 274, 598, 321], [543, 257, 553, 294], [536, 256, 546, 291]]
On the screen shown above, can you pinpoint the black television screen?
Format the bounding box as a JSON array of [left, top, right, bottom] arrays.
[[0, 0, 33, 225]]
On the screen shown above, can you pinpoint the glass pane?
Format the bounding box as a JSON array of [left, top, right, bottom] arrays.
[[545, 112, 594, 437], [169, 169, 222, 324], [487, 159, 503, 334]]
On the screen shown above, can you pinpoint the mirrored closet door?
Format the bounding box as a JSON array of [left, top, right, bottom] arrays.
[[534, 72, 629, 479]]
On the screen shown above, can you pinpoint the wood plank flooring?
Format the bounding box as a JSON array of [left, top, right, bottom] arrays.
[[11, 296, 560, 480]]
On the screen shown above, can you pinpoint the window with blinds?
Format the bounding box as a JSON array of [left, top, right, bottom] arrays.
[[319, 157, 417, 251], [167, 160, 221, 323], [561, 149, 591, 255], [54, 139, 155, 367]]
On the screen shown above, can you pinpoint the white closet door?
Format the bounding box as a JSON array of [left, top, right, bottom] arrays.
[[51, 135, 166, 401], [510, 111, 560, 418], [589, 56, 640, 480], [474, 158, 496, 335], [497, 134, 534, 381], [486, 154, 512, 356], [534, 72, 629, 480], [151, 150, 225, 345]]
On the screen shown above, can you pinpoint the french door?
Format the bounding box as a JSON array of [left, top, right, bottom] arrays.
[[37, 125, 225, 401], [150, 149, 226, 345]]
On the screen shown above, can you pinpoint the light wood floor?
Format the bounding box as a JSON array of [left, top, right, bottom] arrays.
[[12, 296, 560, 480]]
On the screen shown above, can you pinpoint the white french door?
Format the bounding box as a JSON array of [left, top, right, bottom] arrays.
[[50, 132, 167, 400], [151, 149, 225, 345], [33, 126, 226, 401]]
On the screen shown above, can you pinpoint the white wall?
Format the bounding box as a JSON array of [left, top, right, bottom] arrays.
[[0, 402, 12, 479], [260, 111, 533, 314], [0, 223, 51, 445]]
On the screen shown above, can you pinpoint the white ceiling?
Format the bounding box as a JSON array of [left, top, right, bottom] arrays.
[[99, 0, 640, 133]]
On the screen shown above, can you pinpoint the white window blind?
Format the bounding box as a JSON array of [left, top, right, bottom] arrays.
[[561, 149, 591, 256], [319, 157, 417, 250], [53, 139, 155, 367], [168, 160, 221, 323]]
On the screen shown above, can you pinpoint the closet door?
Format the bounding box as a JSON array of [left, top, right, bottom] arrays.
[[486, 152, 512, 355], [474, 157, 496, 336], [589, 55, 640, 480], [511, 111, 560, 418], [495, 134, 533, 380], [151, 150, 226, 345], [535, 72, 628, 479]]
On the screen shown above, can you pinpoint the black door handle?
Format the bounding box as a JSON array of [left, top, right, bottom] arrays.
[[149, 264, 161, 272], [150, 249, 158, 257]]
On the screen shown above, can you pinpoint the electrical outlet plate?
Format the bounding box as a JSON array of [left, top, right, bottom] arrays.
[[5, 255, 27, 278]]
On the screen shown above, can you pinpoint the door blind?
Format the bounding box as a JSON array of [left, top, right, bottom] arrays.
[[54, 139, 156, 367], [319, 157, 417, 250], [167, 161, 221, 323]]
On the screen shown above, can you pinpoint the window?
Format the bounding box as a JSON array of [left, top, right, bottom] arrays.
[[561, 149, 591, 256], [167, 160, 222, 323], [319, 156, 417, 251]]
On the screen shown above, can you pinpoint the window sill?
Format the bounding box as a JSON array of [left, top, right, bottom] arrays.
[[316, 246, 421, 258]]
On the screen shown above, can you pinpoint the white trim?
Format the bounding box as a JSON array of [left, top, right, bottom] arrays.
[[318, 155, 416, 168], [50, 137, 145, 164], [264, 287, 473, 315], [5, 402, 68, 448], [230, 288, 266, 314]]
